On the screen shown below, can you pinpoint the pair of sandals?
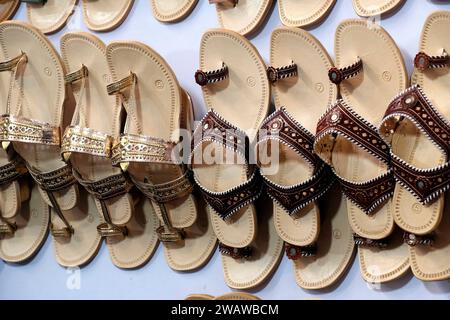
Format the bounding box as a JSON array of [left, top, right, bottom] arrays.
[[25, 0, 134, 33], [0, 20, 217, 271], [209, 0, 405, 37], [315, 11, 450, 283], [278, 0, 405, 28]]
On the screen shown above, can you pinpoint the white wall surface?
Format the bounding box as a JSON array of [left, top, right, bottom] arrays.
[[1, 0, 450, 300]]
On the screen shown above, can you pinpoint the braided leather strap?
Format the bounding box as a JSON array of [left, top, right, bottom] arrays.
[[195, 63, 229, 87], [0, 115, 60, 146], [285, 243, 317, 260], [27, 165, 76, 192], [379, 85, 450, 204], [415, 51, 449, 71], [62, 126, 114, 160], [257, 108, 334, 215], [267, 62, 298, 84], [328, 58, 363, 85], [191, 110, 262, 220], [132, 170, 193, 203], [0, 156, 27, 186], [315, 100, 395, 214]]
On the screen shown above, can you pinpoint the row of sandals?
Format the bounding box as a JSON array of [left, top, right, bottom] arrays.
[[0, 10, 450, 291], [0, 0, 407, 35]]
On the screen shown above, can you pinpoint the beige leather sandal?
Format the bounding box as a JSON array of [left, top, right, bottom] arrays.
[[26, 0, 76, 34], [314, 19, 410, 283], [209, 0, 273, 37], [0, 21, 103, 267], [257, 27, 354, 289], [0, 0, 19, 23], [151, 0, 198, 23], [352, 0, 404, 17], [192, 29, 283, 289], [82, 0, 134, 32], [379, 11, 450, 281], [60, 32, 159, 269], [278, 0, 336, 28], [106, 41, 216, 271]]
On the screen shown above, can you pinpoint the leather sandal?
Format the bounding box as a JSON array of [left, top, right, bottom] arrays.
[[151, 0, 198, 23], [60, 32, 159, 269], [192, 29, 283, 289], [352, 0, 404, 17], [209, 0, 273, 37], [379, 11, 450, 281], [0, 0, 19, 23], [257, 27, 354, 289], [314, 19, 410, 283], [25, 0, 76, 34], [186, 293, 260, 300], [106, 40, 216, 271], [0, 21, 103, 267], [82, 0, 134, 32], [278, 0, 336, 28], [0, 44, 49, 263]]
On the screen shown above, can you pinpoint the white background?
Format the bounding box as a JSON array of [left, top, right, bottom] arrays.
[[1, 0, 450, 300]]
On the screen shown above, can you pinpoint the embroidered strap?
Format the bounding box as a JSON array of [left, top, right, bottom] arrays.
[[328, 58, 363, 85], [403, 232, 434, 247], [191, 110, 262, 220], [61, 126, 114, 161], [315, 100, 395, 213], [111, 133, 178, 167], [285, 243, 317, 260], [131, 170, 193, 203], [0, 156, 27, 186], [76, 172, 132, 201], [219, 243, 252, 260], [256, 108, 334, 215], [0, 115, 60, 146], [195, 63, 229, 87], [379, 85, 450, 204], [267, 62, 298, 84], [414, 50, 449, 71], [0, 216, 17, 236], [353, 235, 389, 248]]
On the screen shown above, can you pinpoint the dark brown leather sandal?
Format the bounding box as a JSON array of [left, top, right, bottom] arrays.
[[378, 11, 450, 281]]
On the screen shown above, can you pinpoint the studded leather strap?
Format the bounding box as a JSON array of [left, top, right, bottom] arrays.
[[267, 62, 298, 84], [415, 51, 449, 71], [0, 156, 27, 186], [256, 108, 334, 215], [219, 242, 252, 260], [131, 170, 193, 203], [191, 110, 262, 220], [62, 126, 114, 160], [328, 58, 363, 85], [403, 232, 434, 247], [285, 243, 317, 260], [379, 85, 450, 204], [195, 63, 229, 87], [0, 115, 60, 146], [315, 100, 395, 214], [111, 133, 178, 167]]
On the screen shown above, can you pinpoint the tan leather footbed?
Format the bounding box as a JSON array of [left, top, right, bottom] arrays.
[[353, 0, 404, 17], [151, 0, 198, 23], [82, 0, 134, 32], [27, 0, 76, 34], [278, 0, 336, 28]]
